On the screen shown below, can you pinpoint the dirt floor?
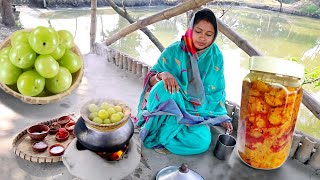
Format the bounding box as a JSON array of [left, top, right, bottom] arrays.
[[0, 23, 19, 42]]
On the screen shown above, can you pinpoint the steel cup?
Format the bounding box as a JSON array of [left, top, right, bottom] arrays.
[[213, 132, 236, 160]]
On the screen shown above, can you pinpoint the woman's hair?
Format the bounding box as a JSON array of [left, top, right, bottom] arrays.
[[194, 8, 217, 27], [193, 8, 218, 40]]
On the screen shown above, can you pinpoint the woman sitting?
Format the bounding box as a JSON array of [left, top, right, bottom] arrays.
[[136, 8, 233, 155]]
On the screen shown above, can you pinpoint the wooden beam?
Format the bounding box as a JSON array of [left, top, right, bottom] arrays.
[[302, 90, 320, 120], [105, 0, 214, 46], [90, 0, 97, 53], [106, 0, 164, 52]]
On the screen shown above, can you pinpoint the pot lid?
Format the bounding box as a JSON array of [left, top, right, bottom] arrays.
[[156, 163, 205, 180]]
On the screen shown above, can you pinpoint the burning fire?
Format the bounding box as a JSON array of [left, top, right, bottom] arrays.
[[97, 145, 129, 161]]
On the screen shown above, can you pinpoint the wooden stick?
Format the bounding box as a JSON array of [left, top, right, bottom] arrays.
[[106, 0, 164, 52], [90, 0, 97, 53], [105, 0, 213, 45]]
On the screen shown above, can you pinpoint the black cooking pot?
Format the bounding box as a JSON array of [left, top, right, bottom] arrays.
[[74, 117, 134, 152], [74, 98, 134, 153]]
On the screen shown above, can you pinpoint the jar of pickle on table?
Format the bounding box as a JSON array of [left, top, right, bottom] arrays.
[[237, 56, 304, 170]]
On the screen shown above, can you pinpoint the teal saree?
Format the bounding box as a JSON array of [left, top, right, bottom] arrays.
[[136, 11, 231, 155]]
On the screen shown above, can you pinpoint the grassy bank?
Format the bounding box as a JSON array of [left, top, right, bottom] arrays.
[[212, 0, 320, 19]]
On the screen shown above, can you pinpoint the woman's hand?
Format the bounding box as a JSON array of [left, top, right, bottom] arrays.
[[221, 121, 233, 134], [159, 72, 180, 94]]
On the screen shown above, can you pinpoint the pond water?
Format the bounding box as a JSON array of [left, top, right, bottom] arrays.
[[18, 6, 320, 138]]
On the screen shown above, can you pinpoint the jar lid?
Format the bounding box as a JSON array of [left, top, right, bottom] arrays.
[[249, 56, 304, 79], [156, 163, 205, 180]]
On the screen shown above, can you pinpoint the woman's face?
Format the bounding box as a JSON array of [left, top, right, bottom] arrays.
[[192, 20, 215, 50]]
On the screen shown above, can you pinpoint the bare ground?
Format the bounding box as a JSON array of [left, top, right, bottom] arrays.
[[0, 22, 21, 43]]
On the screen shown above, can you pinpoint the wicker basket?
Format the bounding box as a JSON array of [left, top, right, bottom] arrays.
[[0, 30, 84, 104], [80, 98, 131, 132]]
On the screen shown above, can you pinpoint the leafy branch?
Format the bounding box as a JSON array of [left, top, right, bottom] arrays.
[[289, 57, 320, 87]]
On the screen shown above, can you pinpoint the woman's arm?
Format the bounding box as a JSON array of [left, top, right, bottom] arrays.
[[149, 72, 180, 94], [149, 73, 161, 87]]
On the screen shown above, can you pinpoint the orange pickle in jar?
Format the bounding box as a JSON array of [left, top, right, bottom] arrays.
[[237, 57, 304, 170]]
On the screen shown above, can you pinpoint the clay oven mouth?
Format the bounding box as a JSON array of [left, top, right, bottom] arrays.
[[76, 140, 129, 161]]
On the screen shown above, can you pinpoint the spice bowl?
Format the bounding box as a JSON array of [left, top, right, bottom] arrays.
[[57, 115, 73, 126], [55, 128, 69, 142], [49, 122, 61, 135], [32, 141, 48, 152], [65, 121, 76, 132], [49, 144, 65, 156], [27, 124, 49, 141]]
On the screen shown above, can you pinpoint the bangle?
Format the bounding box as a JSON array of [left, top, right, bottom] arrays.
[[155, 72, 161, 82]]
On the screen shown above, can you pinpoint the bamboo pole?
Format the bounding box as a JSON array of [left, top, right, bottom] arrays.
[[106, 0, 164, 52], [105, 0, 213, 46], [302, 90, 320, 120], [90, 0, 97, 53]]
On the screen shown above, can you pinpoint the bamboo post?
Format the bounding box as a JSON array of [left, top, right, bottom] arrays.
[[107, 49, 112, 62], [289, 133, 303, 158], [295, 137, 316, 163], [136, 62, 142, 77], [90, 0, 97, 53], [142, 64, 149, 79], [119, 54, 123, 69], [132, 59, 138, 74], [127, 57, 133, 72], [105, 0, 213, 46], [123, 55, 128, 70], [295, 130, 320, 148], [103, 46, 109, 58], [115, 52, 120, 66], [309, 146, 320, 170], [111, 49, 116, 63]]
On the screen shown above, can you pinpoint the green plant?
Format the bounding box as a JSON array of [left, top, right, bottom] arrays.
[[303, 67, 320, 87], [289, 57, 320, 87], [299, 4, 320, 15]]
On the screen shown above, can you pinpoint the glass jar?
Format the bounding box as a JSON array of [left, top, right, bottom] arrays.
[[237, 56, 304, 170]]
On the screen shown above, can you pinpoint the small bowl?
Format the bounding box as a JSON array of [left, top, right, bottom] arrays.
[[27, 124, 49, 141], [32, 141, 48, 152], [65, 121, 76, 132], [48, 144, 65, 156], [55, 129, 69, 142], [57, 116, 73, 126], [49, 123, 61, 135]]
